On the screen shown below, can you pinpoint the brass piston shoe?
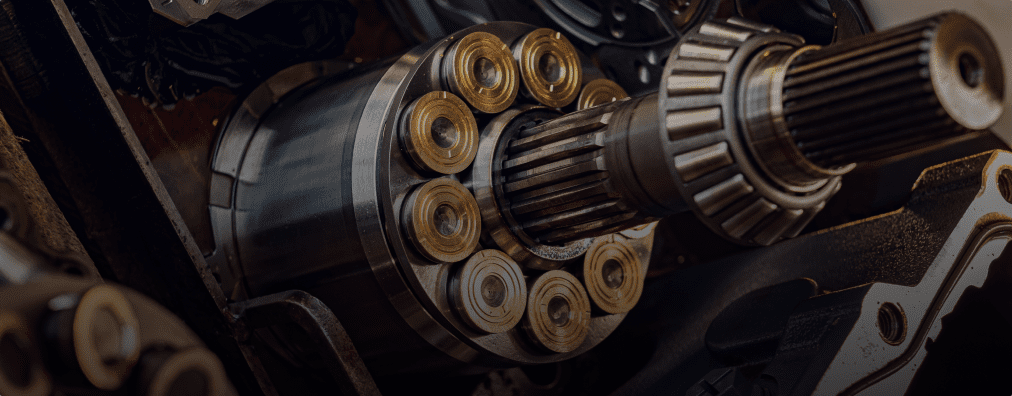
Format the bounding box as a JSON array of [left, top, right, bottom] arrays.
[[581, 234, 644, 314], [400, 91, 479, 175], [512, 28, 582, 108], [449, 249, 527, 334], [443, 31, 519, 114], [402, 178, 482, 263], [576, 79, 629, 111], [44, 284, 142, 391], [136, 347, 231, 396], [0, 311, 51, 396], [522, 270, 592, 353]]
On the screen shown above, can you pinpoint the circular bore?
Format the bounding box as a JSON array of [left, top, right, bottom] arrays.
[[877, 302, 906, 345], [444, 31, 519, 113], [450, 249, 528, 333], [522, 270, 591, 353], [144, 348, 230, 396], [72, 284, 141, 390], [582, 234, 643, 314], [401, 91, 480, 174], [930, 13, 1004, 131], [618, 221, 657, 239], [576, 78, 629, 110], [513, 28, 582, 108], [0, 312, 51, 396], [403, 178, 482, 263]]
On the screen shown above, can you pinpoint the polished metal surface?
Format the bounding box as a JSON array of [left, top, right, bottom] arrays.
[[208, 22, 656, 377], [512, 28, 582, 108], [402, 178, 482, 263], [576, 78, 629, 110], [400, 91, 480, 175], [521, 270, 591, 353], [444, 31, 520, 113], [449, 249, 527, 334], [581, 234, 644, 314], [486, 13, 1004, 246]]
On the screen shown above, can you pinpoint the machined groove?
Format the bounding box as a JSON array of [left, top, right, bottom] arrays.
[[783, 13, 1000, 168]]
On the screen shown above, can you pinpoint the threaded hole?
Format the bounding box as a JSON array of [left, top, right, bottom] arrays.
[[999, 169, 1012, 204], [877, 302, 905, 345], [958, 52, 983, 89]]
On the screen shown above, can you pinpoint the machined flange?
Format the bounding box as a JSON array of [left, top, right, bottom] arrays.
[[400, 91, 479, 174], [449, 249, 527, 334], [444, 31, 519, 113], [522, 270, 592, 353], [512, 28, 582, 108]]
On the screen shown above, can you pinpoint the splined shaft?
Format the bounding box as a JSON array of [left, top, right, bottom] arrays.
[[782, 13, 1004, 169], [491, 13, 1004, 247]]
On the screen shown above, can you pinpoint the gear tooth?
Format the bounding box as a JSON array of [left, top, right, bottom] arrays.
[[666, 107, 723, 140], [751, 208, 804, 245], [725, 17, 780, 33], [721, 198, 778, 239], [677, 43, 737, 62], [674, 141, 733, 182], [699, 21, 757, 42], [693, 174, 754, 216], [666, 73, 725, 96]]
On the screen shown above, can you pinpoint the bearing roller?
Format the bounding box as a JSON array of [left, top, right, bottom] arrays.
[[487, 13, 1003, 247]]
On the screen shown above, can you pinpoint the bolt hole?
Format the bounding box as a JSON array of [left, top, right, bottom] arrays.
[[999, 168, 1012, 203], [958, 52, 983, 89], [610, 24, 625, 39], [612, 5, 627, 21], [877, 302, 906, 345]]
